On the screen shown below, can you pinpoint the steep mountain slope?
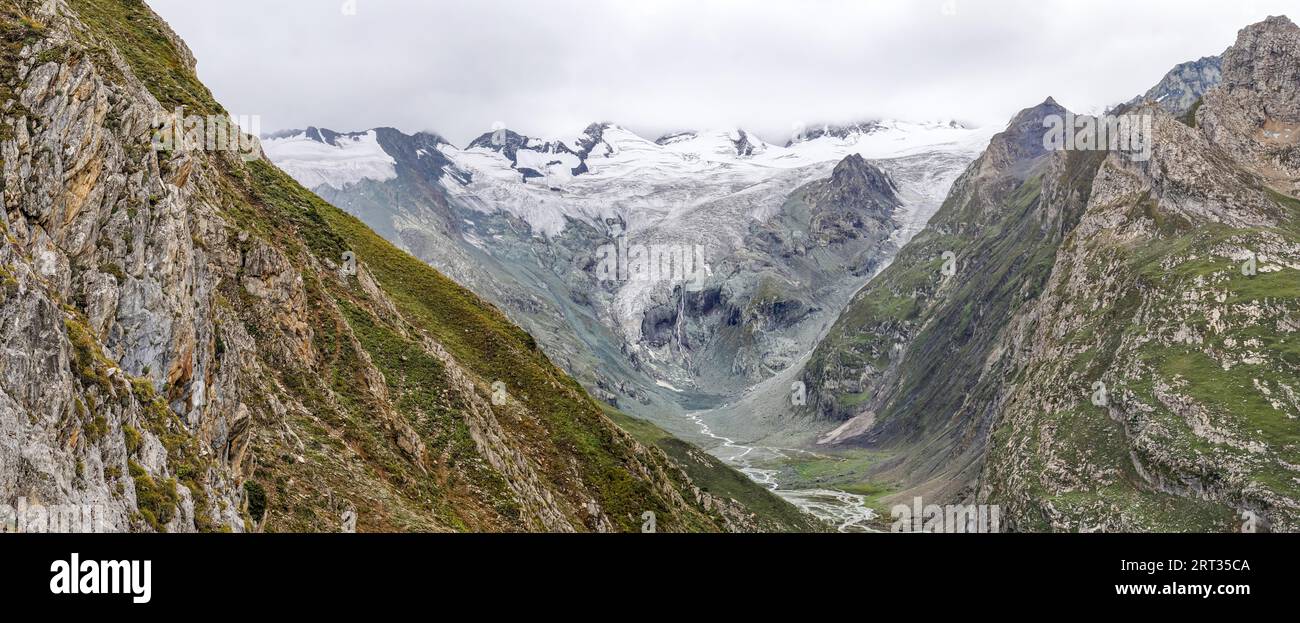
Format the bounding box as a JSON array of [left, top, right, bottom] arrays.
[[801, 97, 1102, 502], [264, 118, 993, 431], [0, 0, 820, 532], [799, 16, 1300, 531]]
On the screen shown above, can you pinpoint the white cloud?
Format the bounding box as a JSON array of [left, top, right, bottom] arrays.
[[148, 0, 1295, 146]]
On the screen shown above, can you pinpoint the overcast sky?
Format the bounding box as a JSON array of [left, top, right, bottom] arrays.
[[148, 0, 1294, 146]]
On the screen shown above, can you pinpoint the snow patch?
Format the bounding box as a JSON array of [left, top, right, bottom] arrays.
[[263, 130, 397, 190]]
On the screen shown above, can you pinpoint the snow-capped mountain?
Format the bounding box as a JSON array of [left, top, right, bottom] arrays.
[[263, 119, 995, 431]]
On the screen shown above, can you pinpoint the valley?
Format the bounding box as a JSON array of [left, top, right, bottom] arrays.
[[5, 0, 1295, 535], [264, 117, 995, 527], [262, 15, 1300, 532]]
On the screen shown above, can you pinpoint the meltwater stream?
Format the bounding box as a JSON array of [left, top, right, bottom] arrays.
[[683, 412, 877, 532]]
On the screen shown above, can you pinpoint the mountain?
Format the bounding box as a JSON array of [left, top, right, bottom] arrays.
[[263, 118, 994, 430], [795, 16, 1300, 531], [0, 0, 821, 532], [1125, 55, 1223, 116], [264, 112, 995, 528]]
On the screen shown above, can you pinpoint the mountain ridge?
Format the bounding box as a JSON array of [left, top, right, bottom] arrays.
[[795, 15, 1300, 531]]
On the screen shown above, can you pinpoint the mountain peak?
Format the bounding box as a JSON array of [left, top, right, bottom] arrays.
[[1222, 15, 1300, 109], [983, 98, 1070, 174], [1006, 97, 1069, 129], [1245, 14, 1298, 34], [410, 130, 452, 146], [828, 153, 898, 203], [831, 153, 874, 183], [1197, 14, 1300, 180], [299, 126, 342, 145], [1124, 55, 1222, 116]]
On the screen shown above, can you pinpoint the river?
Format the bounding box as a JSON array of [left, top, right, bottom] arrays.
[[683, 412, 877, 532]]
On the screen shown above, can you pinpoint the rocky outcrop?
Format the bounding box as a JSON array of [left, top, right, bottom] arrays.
[[1125, 55, 1222, 116], [1199, 16, 1300, 188], [806, 154, 898, 245]]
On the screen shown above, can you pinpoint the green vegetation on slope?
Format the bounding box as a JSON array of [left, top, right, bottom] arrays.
[[69, 0, 218, 114]]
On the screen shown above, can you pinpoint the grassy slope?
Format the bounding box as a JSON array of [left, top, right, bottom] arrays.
[[1002, 195, 1300, 530], [805, 121, 1300, 529]]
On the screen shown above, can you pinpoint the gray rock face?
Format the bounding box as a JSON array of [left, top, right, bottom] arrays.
[[810, 154, 898, 243], [1, 1, 249, 532], [1199, 16, 1300, 188], [1126, 55, 1222, 116], [987, 97, 1066, 174]]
